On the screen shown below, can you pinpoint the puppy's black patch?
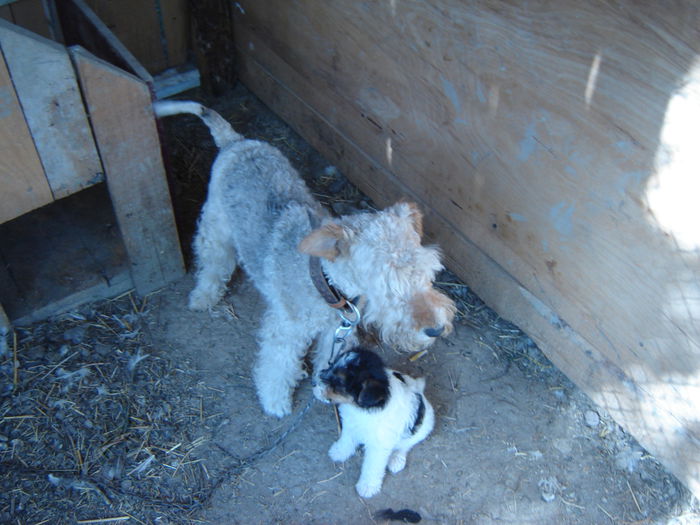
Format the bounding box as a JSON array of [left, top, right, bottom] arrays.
[[321, 347, 389, 409], [409, 393, 425, 435]]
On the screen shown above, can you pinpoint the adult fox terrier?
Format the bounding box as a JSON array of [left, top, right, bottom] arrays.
[[154, 100, 455, 417], [319, 346, 434, 498]]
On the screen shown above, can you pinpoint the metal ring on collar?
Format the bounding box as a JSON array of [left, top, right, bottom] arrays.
[[336, 300, 361, 327]]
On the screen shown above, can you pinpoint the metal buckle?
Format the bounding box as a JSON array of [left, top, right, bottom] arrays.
[[329, 300, 361, 364]]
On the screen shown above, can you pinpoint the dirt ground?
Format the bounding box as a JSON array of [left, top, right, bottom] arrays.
[[1, 84, 699, 524]]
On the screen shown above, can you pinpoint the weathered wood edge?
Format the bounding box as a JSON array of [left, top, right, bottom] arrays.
[[69, 45, 184, 295]]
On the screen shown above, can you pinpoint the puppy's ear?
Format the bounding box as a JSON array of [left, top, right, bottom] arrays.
[[357, 378, 389, 408], [299, 223, 349, 261]]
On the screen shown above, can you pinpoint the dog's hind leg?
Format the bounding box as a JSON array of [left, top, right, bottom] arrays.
[[189, 200, 238, 311], [253, 308, 312, 417]]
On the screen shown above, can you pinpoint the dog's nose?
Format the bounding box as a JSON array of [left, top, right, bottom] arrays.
[[423, 325, 445, 338]]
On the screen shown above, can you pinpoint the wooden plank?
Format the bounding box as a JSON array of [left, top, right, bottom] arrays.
[[159, 0, 188, 71], [56, 0, 152, 84], [70, 46, 183, 294], [233, 1, 700, 498], [0, 19, 103, 199], [0, 51, 52, 223], [84, 0, 187, 74], [8, 0, 51, 38], [12, 269, 132, 325]]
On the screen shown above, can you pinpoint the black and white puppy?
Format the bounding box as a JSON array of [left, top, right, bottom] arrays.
[[318, 347, 435, 498]]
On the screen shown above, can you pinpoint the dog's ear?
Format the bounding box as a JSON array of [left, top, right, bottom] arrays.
[[391, 201, 423, 238], [299, 223, 349, 261], [357, 378, 389, 408]]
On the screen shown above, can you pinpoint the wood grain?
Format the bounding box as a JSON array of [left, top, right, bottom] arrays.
[[0, 51, 52, 223], [8, 0, 51, 38], [85, 0, 188, 74], [234, 0, 700, 496], [0, 19, 102, 199], [71, 46, 184, 294]]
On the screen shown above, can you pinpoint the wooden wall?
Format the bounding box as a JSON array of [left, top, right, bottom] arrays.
[[0, 0, 189, 73], [84, 0, 188, 74], [232, 1, 700, 497]]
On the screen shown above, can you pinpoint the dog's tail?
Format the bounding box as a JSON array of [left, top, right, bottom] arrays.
[[153, 100, 242, 149]]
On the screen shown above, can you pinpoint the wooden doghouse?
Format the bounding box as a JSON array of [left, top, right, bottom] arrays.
[[0, 0, 186, 326], [228, 0, 700, 498]]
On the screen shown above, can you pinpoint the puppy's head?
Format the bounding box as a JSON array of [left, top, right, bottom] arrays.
[[319, 347, 389, 409]]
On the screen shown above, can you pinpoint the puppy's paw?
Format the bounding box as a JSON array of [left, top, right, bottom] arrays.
[[388, 452, 406, 473], [329, 441, 355, 462], [356, 479, 382, 498]]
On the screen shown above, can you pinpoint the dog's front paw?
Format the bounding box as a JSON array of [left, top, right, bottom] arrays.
[[188, 289, 217, 311], [329, 440, 355, 462], [260, 397, 292, 418], [356, 479, 382, 498], [388, 452, 406, 473]]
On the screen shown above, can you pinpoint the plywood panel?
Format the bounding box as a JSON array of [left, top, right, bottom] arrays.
[[0, 5, 13, 21], [0, 51, 52, 223], [233, 0, 700, 497], [8, 0, 51, 38], [0, 19, 102, 199], [57, 0, 152, 83], [70, 46, 184, 294], [85, 0, 188, 74], [160, 0, 189, 70]]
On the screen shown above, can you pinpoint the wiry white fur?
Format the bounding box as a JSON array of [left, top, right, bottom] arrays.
[[326, 370, 435, 498], [155, 100, 455, 418]]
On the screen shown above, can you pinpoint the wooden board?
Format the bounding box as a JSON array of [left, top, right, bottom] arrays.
[[84, 0, 188, 74], [0, 19, 103, 199], [0, 50, 52, 223], [7, 0, 51, 38], [70, 46, 184, 294], [158, 0, 189, 73], [57, 0, 152, 84], [233, 0, 700, 497]]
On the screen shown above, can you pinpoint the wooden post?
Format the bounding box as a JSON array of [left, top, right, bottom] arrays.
[[189, 0, 236, 95], [70, 46, 184, 295]]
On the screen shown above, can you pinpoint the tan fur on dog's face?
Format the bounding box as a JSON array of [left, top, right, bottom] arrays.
[[300, 202, 456, 352]]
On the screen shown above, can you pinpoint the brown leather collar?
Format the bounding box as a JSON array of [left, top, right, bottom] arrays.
[[309, 255, 348, 309], [307, 209, 350, 309]]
